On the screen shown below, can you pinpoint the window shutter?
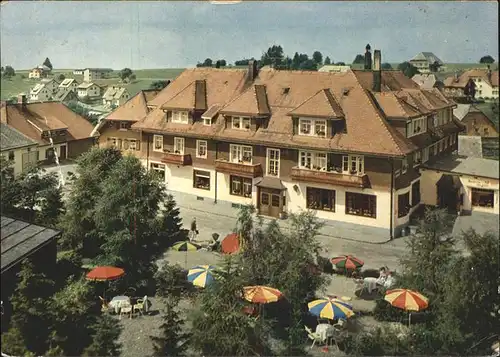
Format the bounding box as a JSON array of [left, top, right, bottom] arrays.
[[123, 139, 129, 150], [136, 140, 141, 151], [166, 111, 172, 122]]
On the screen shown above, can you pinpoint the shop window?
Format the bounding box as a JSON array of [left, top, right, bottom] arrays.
[[398, 192, 410, 218], [230, 175, 252, 198], [193, 170, 210, 190], [306, 187, 335, 212], [345, 192, 376, 218], [471, 188, 494, 208]]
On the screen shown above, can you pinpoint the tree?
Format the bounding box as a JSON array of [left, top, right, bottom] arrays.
[[155, 194, 185, 250], [261, 44, 284, 68], [6, 259, 55, 355], [57, 73, 66, 81], [299, 59, 318, 71], [397, 61, 420, 78], [65, 101, 100, 125], [150, 80, 170, 90], [119, 67, 133, 81], [0, 157, 64, 227], [324, 56, 332, 65], [381, 62, 393, 70], [43, 57, 53, 70], [129, 73, 137, 82], [3, 65, 15, 78], [82, 314, 122, 357], [336, 62, 346, 66], [190, 258, 273, 356], [216, 59, 227, 67], [429, 60, 442, 72], [352, 54, 365, 64], [150, 296, 189, 356], [479, 55, 495, 64], [312, 51, 323, 65], [1, 325, 29, 356], [234, 58, 254, 66]]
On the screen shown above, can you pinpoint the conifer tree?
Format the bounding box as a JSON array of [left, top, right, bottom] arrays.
[[82, 314, 122, 357]]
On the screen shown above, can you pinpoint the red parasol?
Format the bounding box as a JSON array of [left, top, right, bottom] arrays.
[[86, 266, 125, 281], [221, 232, 240, 254]]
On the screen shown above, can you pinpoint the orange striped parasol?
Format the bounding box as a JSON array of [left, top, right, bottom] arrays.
[[384, 288, 429, 311]]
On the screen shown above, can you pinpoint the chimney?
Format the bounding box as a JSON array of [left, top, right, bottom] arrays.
[[247, 60, 258, 82], [364, 44, 372, 70], [17, 94, 27, 107], [372, 50, 382, 92]]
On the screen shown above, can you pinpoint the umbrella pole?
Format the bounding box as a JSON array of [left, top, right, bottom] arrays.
[[408, 312, 411, 327], [185, 251, 187, 269]]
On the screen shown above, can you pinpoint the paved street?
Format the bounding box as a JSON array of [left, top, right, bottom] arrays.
[[44, 163, 499, 273]]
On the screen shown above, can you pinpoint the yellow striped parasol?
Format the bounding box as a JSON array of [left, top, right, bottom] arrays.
[[384, 289, 429, 311], [308, 297, 355, 320], [243, 286, 283, 304]]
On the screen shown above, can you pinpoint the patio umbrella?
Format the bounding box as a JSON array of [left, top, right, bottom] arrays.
[[384, 288, 429, 326], [171, 241, 201, 267], [243, 285, 283, 304], [86, 266, 125, 300], [308, 297, 355, 320], [221, 232, 240, 254], [330, 255, 364, 270], [187, 265, 216, 288]]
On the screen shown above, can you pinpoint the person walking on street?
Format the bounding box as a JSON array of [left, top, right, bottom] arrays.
[[190, 218, 198, 241]]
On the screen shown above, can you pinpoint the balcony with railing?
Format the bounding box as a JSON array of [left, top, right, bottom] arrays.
[[290, 167, 370, 188], [160, 151, 192, 166], [215, 159, 263, 178]]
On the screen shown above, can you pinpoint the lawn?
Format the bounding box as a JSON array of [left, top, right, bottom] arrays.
[[1, 68, 185, 100]]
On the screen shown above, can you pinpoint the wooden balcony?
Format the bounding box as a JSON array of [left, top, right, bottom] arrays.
[[290, 167, 371, 188], [160, 152, 192, 166], [215, 159, 263, 178]]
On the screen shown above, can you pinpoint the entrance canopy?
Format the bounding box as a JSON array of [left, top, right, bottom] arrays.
[[255, 176, 287, 191], [436, 174, 462, 189]]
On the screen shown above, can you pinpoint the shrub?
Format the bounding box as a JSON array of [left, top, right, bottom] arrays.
[[373, 298, 407, 322]]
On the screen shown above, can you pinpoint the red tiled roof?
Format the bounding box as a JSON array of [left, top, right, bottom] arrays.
[[220, 84, 270, 116], [1, 102, 94, 144], [287, 89, 344, 119]]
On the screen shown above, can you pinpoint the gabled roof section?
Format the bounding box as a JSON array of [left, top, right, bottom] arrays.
[[161, 79, 208, 111], [220, 84, 270, 116], [287, 88, 344, 118], [201, 104, 222, 120], [30, 84, 46, 95], [0, 123, 38, 151], [77, 82, 100, 89], [372, 92, 423, 119], [143, 89, 160, 103], [105, 90, 149, 121]]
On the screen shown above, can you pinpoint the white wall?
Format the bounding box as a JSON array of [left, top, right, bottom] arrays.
[[1, 147, 38, 175]]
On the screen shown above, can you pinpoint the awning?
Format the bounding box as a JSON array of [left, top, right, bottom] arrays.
[[255, 176, 287, 191]]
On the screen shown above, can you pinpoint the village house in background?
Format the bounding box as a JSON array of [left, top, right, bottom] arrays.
[[93, 45, 465, 240], [83, 68, 113, 82], [411, 73, 443, 90], [72, 69, 84, 75], [0, 121, 39, 175], [443, 67, 499, 100], [0, 95, 95, 166], [53, 89, 78, 104], [77, 82, 102, 99], [58, 78, 80, 92], [421, 155, 499, 215], [102, 86, 130, 107], [29, 84, 52, 103], [409, 52, 445, 73], [40, 78, 60, 95], [28, 65, 51, 79]]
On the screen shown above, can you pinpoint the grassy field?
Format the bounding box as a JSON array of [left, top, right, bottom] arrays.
[[1, 68, 185, 100]]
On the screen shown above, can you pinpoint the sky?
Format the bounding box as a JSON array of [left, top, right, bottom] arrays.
[[1, 1, 498, 70]]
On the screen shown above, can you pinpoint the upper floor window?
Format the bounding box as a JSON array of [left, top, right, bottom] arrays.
[[230, 144, 252, 164], [153, 135, 163, 152], [196, 140, 207, 158], [119, 121, 129, 130], [408, 117, 426, 137], [8, 151, 14, 161], [299, 118, 327, 137], [267, 148, 280, 176], [342, 155, 364, 175], [174, 137, 185, 155], [172, 111, 189, 124], [231, 116, 250, 130], [402, 158, 408, 174], [203, 117, 211, 126], [299, 151, 327, 171]]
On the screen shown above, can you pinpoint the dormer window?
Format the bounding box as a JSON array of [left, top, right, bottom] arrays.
[[172, 111, 189, 124], [299, 118, 327, 137], [203, 117, 211, 126], [119, 122, 129, 130], [231, 116, 250, 130], [407, 117, 427, 138], [283, 87, 290, 94]]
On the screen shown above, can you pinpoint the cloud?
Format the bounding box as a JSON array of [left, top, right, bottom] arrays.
[[1, 1, 498, 69]]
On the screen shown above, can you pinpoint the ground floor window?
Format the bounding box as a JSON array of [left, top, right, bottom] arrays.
[[193, 170, 210, 190], [230, 175, 252, 197], [398, 192, 410, 218], [306, 187, 335, 212], [471, 188, 495, 208], [150, 163, 166, 181], [411, 181, 421, 206], [345, 192, 376, 218]]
